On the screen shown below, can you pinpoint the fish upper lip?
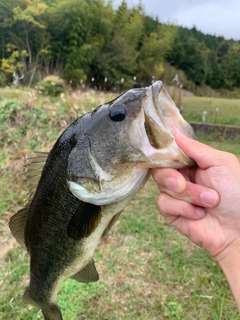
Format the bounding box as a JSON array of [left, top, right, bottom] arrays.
[[143, 81, 174, 146]]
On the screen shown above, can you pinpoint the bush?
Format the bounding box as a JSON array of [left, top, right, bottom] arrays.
[[36, 76, 64, 96], [64, 68, 86, 88]]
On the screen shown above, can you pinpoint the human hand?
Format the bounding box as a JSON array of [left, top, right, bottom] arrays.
[[152, 129, 240, 262]]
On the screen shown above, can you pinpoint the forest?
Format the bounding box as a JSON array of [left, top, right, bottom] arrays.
[[1, 0, 240, 92]]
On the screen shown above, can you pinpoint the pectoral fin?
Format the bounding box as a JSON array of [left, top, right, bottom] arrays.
[[67, 202, 101, 239], [70, 259, 99, 283]]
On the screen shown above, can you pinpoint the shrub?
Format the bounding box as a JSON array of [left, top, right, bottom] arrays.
[[64, 68, 86, 88], [36, 76, 64, 96]]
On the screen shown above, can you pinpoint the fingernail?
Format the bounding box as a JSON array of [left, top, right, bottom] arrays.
[[166, 177, 182, 192], [196, 207, 206, 218], [200, 190, 218, 206]]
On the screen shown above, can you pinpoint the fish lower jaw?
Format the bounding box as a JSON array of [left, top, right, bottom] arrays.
[[138, 159, 191, 169], [67, 166, 149, 206], [138, 140, 194, 168]]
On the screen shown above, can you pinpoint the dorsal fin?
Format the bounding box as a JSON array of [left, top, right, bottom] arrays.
[[25, 151, 49, 193], [9, 152, 49, 249], [25, 153, 48, 195]]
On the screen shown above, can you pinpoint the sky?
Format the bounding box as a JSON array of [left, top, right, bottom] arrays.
[[114, 0, 240, 40]]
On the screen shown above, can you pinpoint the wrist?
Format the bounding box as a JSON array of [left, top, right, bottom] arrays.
[[215, 239, 240, 309], [215, 237, 240, 267]]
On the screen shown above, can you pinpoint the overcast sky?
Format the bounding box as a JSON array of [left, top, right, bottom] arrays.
[[114, 0, 240, 40]]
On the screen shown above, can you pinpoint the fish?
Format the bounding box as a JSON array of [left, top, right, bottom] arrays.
[[9, 80, 196, 320]]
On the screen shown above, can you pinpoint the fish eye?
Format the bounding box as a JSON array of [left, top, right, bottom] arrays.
[[109, 105, 126, 121]]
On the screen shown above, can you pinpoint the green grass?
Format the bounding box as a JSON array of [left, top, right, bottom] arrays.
[[197, 133, 240, 158], [181, 96, 240, 126], [0, 88, 239, 319]]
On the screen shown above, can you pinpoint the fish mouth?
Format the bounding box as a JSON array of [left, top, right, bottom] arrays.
[[128, 81, 196, 168]]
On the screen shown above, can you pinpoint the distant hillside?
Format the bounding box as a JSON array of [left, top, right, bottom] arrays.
[[166, 26, 240, 91]]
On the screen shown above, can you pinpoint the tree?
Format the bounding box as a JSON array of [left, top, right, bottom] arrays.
[[11, 0, 48, 67], [137, 24, 177, 84], [89, 1, 144, 87], [217, 40, 231, 62], [205, 50, 223, 89], [0, 0, 49, 85], [221, 44, 240, 88], [179, 37, 207, 85]]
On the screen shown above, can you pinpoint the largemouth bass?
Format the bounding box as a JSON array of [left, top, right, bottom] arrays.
[[9, 81, 195, 320]]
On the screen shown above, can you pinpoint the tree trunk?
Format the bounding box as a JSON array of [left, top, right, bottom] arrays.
[[28, 57, 38, 87], [24, 22, 32, 67]]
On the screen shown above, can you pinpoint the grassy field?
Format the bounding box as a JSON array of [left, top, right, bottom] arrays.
[[0, 87, 240, 319], [181, 96, 240, 126]]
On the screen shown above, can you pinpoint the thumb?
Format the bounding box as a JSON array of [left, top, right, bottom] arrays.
[[173, 128, 222, 169]]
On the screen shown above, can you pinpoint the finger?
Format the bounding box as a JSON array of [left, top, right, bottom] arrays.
[[152, 167, 220, 208], [159, 179, 219, 208], [157, 192, 206, 222], [158, 195, 209, 248], [152, 168, 187, 193], [173, 128, 227, 169]]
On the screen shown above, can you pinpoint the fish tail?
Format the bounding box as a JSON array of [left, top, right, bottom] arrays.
[[23, 288, 63, 320]]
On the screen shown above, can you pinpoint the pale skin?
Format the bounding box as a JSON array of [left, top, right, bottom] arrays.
[[152, 129, 240, 309]]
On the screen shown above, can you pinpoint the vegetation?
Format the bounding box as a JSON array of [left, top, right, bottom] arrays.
[[181, 96, 240, 126], [0, 0, 240, 95], [0, 87, 240, 319], [35, 75, 64, 96]]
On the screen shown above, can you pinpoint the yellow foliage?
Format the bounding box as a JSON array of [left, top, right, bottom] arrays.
[[13, 0, 48, 29], [1, 59, 10, 70], [1, 47, 24, 73], [6, 44, 16, 53], [21, 50, 28, 57], [231, 44, 240, 54], [39, 49, 50, 56]]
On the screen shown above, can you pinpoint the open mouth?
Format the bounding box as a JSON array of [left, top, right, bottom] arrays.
[[143, 81, 175, 149], [128, 81, 195, 168], [151, 81, 196, 139], [144, 109, 173, 149]]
